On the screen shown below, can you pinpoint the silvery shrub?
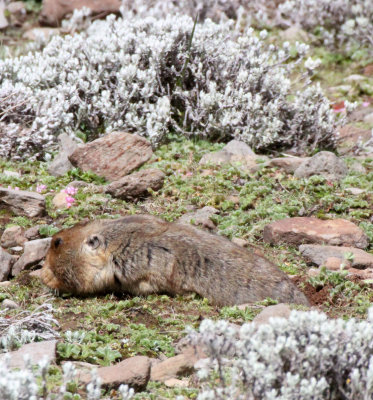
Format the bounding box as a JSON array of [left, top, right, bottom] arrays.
[[276, 0, 373, 52], [0, 12, 341, 160], [188, 308, 373, 400]]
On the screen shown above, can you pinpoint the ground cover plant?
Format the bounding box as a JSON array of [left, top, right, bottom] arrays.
[[0, 1, 372, 399]]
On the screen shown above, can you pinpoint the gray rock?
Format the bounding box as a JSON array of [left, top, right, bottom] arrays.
[[12, 238, 51, 276], [0, 247, 16, 281], [0, 188, 45, 218], [69, 131, 153, 182], [105, 169, 165, 201], [265, 157, 309, 174], [0, 0, 9, 29], [263, 217, 369, 249], [79, 356, 151, 391], [48, 133, 80, 176], [299, 244, 373, 269], [1, 299, 19, 310], [0, 340, 57, 368], [345, 187, 367, 195], [223, 140, 256, 157], [199, 140, 263, 172], [24, 225, 42, 240], [151, 346, 206, 382], [1, 226, 26, 248], [39, 0, 121, 27], [0, 281, 11, 287], [345, 74, 366, 82], [279, 26, 309, 42], [178, 206, 219, 230], [252, 304, 292, 325], [294, 151, 348, 181], [364, 112, 373, 124], [349, 160, 366, 174], [23, 27, 60, 41]]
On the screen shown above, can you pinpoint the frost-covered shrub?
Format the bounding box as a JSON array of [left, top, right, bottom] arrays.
[[0, 13, 340, 160], [276, 0, 373, 52], [0, 303, 59, 352], [0, 358, 135, 400], [188, 308, 373, 400]]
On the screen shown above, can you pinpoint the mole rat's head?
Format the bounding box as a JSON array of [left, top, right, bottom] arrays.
[[41, 220, 117, 295]]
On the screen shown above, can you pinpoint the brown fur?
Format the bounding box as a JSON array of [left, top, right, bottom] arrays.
[[41, 215, 309, 307]]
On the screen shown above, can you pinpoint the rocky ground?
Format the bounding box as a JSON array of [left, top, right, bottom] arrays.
[[0, 1, 373, 399]]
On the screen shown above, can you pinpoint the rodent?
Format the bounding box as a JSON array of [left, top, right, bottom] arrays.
[[41, 214, 309, 307]]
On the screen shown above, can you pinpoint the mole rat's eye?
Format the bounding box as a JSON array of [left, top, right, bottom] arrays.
[[54, 238, 63, 249]]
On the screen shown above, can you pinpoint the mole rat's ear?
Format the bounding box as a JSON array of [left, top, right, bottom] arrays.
[[86, 234, 105, 250], [54, 238, 63, 249]]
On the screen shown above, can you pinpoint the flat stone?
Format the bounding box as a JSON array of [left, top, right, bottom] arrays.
[[0, 340, 57, 368], [1, 225, 26, 248], [0, 0, 9, 30], [223, 140, 257, 157], [69, 132, 152, 182], [349, 160, 366, 174], [0, 280, 11, 287], [23, 27, 60, 41], [1, 299, 19, 309], [265, 157, 309, 174], [279, 26, 309, 42], [199, 140, 263, 172], [263, 217, 369, 249], [0, 188, 45, 218], [231, 238, 248, 247], [294, 151, 348, 181], [39, 0, 121, 26], [12, 238, 51, 276], [252, 304, 292, 325], [345, 74, 366, 82], [299, 244, 373, 269], [345, 187, 367, 195], [52, 191, 70, 209], [178, 206, 218, 230], [164, 378, 189, 388], [324, 257, 349, 271], [105, 169, 165, 201], [25, 225, 42, 240], [151, 346, 206, 382], [48, 133, 80, 176], [79, 356, 150, 391], [364, 113, 373, 124], [6, 2, 25, 15], [0, 247, 16, 281]]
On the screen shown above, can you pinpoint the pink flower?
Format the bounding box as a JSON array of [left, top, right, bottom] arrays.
[[65, 195, 75, 205], [14, 187, 19, 191], [64, 186, 78, 196], [36, 184, 47, 193], [363, 101, 370, 107]]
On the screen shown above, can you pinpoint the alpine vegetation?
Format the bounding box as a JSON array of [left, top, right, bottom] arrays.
[[0, 358, 135, 400], [276, 0, 373, 52], [0, 13, 340, 160], [0, 303, 59, 352], [188, 308, 373, 400]]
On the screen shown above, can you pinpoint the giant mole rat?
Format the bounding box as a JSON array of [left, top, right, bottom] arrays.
[[41, 215, 309, 306]]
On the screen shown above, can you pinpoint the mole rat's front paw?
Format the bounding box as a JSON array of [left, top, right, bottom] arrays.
[[41, 267, 62, 291]]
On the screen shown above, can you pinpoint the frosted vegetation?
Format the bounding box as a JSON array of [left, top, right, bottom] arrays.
[[0, 357, 135, 400], [188, 308, 373, 400], [276, 0, 373, 53], [0, 9, 343, 160]]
